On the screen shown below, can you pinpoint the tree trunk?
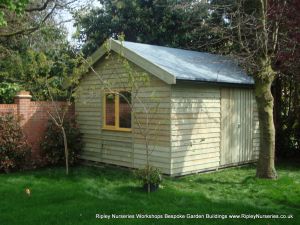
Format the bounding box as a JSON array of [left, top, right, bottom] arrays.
[[61, 127, 69, 175], [273, 76, 283, 157], [146, 140, 150, 194], [254, 65, 277, 179]]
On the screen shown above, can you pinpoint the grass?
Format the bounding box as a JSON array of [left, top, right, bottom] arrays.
[[0, 163, 299, 225]]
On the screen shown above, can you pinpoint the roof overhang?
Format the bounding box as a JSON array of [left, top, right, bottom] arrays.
[[176, 79, 255, 88], [89, 38, 176, 85]]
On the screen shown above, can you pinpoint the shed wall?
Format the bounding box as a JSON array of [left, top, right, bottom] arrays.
[[170, 83, 260, 176], [220, 88, 259, 166], [75, 54, 172, 174], [253, 99, 260, 159], [170, 84, 221, 175]]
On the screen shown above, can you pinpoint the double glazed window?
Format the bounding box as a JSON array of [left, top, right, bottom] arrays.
[[103, 91, 131, 131]]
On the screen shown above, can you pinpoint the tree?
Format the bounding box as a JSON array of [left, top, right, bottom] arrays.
[[220, 0, 291, 179], [0, 41, 84, 102], [0, 0, 29, 26], [272, 0, 300, 159], [0, 0, 80, 37], [33, 51, 86, 175], [0, 1, 85, 101], [0, 1, 95, 175], [74, 0, 228, 56], [0, 0, 87, 102], [192, 0, 299, 175]]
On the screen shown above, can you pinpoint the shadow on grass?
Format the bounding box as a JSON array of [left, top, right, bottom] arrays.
[[194, 175, 256, 186], [277, 162, 300, 171], [19, 165, 135, 182]]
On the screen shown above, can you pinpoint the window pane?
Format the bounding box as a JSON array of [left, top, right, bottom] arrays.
[[119, 91, 131, 128], [105, 93, 115, 126]]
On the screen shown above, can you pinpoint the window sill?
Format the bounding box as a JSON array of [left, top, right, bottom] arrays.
[[102, 127, 132, 132]]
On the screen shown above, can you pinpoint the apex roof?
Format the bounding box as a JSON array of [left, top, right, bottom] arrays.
[[90, 39, 254, 85]]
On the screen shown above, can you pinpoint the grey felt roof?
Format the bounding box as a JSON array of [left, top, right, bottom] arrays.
[[121, 41, 254, 85]]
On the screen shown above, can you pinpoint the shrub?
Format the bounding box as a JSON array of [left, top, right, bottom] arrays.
[[0, 114, 31, 173], [41, 118, 82, 166], [135, 165, 162, 192], [0, 82, 21, 103]]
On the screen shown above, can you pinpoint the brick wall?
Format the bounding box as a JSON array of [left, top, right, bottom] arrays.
[[0, 104, 17, 115], [0, 91, 74, 159]]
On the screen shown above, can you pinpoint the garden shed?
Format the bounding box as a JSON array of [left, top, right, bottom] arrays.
[[75, 39, 260, 176]]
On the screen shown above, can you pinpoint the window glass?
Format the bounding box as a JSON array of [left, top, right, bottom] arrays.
[[119, 91, 131, 128], [105, 93, 115, 126]]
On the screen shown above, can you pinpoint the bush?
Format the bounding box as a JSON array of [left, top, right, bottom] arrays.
[[0, 82, 21, 103], [135, 166, 162, 185], [0, 114, 31, 173], [41, 118, 82, 166]]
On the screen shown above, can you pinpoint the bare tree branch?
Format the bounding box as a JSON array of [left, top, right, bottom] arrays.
[[25, 0, 53, 12], [0, 4, 57, 37]]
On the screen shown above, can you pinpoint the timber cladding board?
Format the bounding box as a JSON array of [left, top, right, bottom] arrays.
[[169, 84, 259, 176], [252, 108, 260, 159], [110, 39, 176, 85], [75, 52, 172, 174], [220, 87, 259, 166], [172, 161, 220, 175], [170, 84, 222, 175]]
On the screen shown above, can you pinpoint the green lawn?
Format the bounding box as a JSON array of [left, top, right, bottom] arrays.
[[0, 163, 299, 225]]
